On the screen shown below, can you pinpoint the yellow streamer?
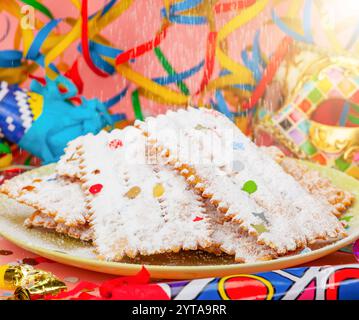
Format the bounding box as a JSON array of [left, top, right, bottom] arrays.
[[216, 0, 269, 84], [116, 64, 189, 105], [44, 0, 134, 67]]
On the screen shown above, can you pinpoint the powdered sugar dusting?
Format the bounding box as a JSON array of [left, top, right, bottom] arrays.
[[78, 127, 213, 260], [139, 107, 346, 254]]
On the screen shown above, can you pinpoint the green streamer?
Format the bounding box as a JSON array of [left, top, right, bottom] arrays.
[[348, 114, 359, 125], [132, 90, 144, 121], [20, 0, 54, 20], [154, 47, 190, 96]]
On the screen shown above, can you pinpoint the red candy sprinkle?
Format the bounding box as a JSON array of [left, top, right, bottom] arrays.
[[89, 184, 103, 194], [193, 216, 204, 222], [108, 139, 123, 150]]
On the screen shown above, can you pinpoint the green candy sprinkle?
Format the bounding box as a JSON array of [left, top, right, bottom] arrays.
[[242, 180, 257, 194]]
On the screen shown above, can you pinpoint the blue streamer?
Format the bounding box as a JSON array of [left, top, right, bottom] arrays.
[[153, 60, 204, 85], [241, 51, 262, 83], [90, 41, 123, 58], [160, 0, 207, 25], [26, 19, 61, 60], [252, 30, 266, 69], [215, 90, 233, 120], [167, 14, 207, 25], [0, 50, 22, 67], [170, 0, 204, 13], [339, 101, 350, 126], [302, 0, 313, 43], [271, 0, 313, 44], [104, 86, 129, 108]]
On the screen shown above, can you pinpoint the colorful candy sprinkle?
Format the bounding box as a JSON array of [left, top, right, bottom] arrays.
[[153, 183, 165, 198], [194, 124, 208, 130], [0, 250, 13, 256], [232, 160, 245, 172], [108, 139, 123, 150], [22, 185, 35, 192], [193, 216, 204, 222], [252, 212, 269, 224], [233, 141, 245, 150], [251, 223, 268, 234], [89, 184, 103, 194], [242, 180, 257, 194], [125, 186, 141, 199]]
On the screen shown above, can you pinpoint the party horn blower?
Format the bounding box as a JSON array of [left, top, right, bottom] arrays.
[[0, 264, 66, 300], [0, 76, 118, 164]]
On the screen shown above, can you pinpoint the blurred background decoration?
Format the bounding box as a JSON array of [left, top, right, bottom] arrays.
[[0, 0, 358, 178]]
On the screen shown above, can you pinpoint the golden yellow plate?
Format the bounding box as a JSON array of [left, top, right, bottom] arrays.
[[0, 161, 358, 280]]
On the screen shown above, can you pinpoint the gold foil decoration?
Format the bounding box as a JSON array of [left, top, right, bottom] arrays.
[[0, 264, 66, 300], [309, 121, 359, 154]]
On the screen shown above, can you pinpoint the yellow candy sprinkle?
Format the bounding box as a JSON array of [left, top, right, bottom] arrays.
[[125, 186, 141, 199], [153, 183, 165, 198], [251, 223, 269, 235]]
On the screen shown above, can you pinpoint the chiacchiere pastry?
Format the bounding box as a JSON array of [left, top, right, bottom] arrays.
[[136, 107, 347, 254], [25, 211, 93, 241], [1, 128, 279, 262], [0, 108, 353, 263], [262, 146, 355, 216], [75, 127, 215, 260], [0, 173, 89, 235]]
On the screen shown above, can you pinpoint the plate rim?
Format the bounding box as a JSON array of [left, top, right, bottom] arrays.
[[0, 161, 358, 279], [0, 226, 358, 279]]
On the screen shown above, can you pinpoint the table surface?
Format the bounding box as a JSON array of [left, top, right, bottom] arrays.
[[0, 235, 357, 299]]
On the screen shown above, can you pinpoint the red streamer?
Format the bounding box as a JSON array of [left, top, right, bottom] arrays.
[[65, 60, 84, 94], [81, 0, 110, 77], [28, 74, 46, 86], [214, 0, 256, 13], [45, 281, 98, 300], [241, 36, 293, 110], [195, 31, 217, 95], [115, 25, 169, 65], [45, 267, 169, 300]]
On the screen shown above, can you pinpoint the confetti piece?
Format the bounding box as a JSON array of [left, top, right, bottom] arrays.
[[251, 223, 268, 234], [124, 186, 141, 199], [194, 124, 208, 130], [22, 258, 39, 266], [252, 212, 269, 225], [242, 180, 257, 194], [22, 185, 36, 192], [108, 139, 123, 150], [232, 160, 245, 172], [233, 141, 245, 150], [339, 215, 353, 223], [0, 250, 13, 256], [193, 216, 204, 222], [153, 183, 165, 198], [89, 184, 103, 195]]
